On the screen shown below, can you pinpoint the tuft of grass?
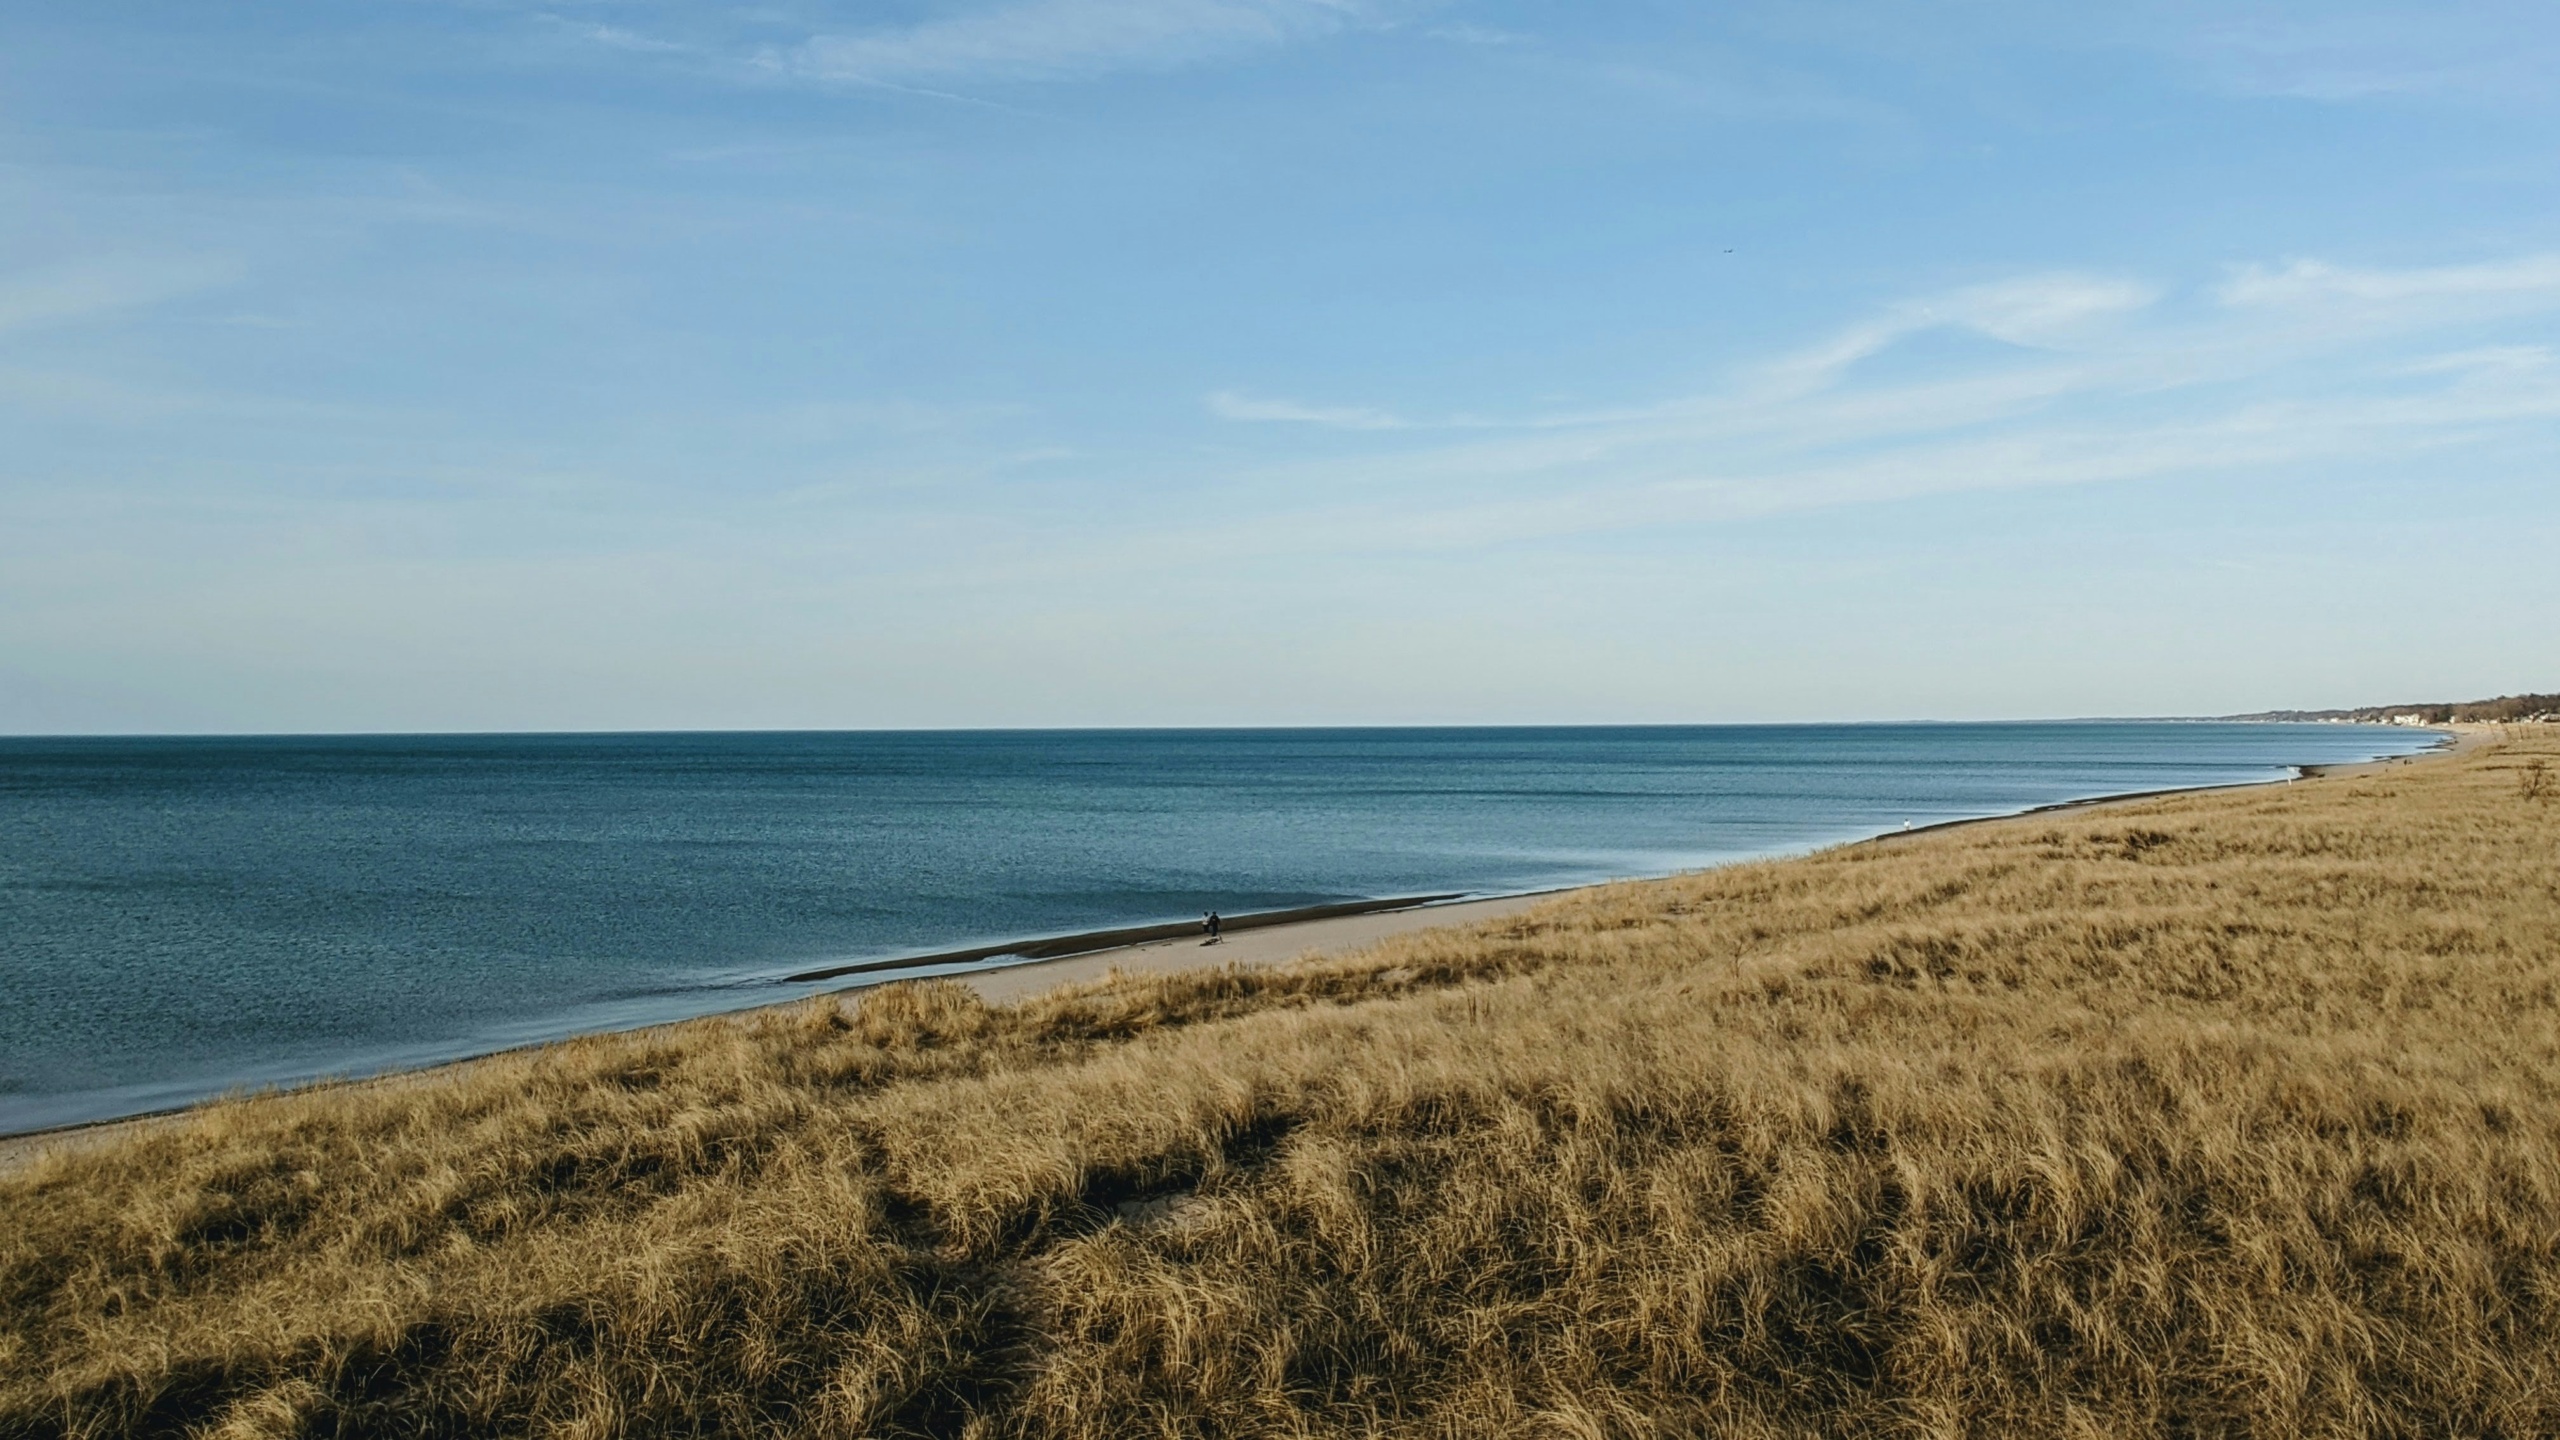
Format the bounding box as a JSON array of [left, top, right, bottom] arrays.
[[6, 733, 2560, 1437]]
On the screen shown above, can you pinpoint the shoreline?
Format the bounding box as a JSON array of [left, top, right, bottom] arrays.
[[1858, 723, 2483, 846], [0, 891, 1555, 1164], [779, 892, 1467, 984], [2296, 724, 2486, 777], [974, 728, 2485, 1000], [0, 725, 2466, 1168]]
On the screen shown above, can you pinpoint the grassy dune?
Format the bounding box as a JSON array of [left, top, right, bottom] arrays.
[[6, 732, 2560, 1438]]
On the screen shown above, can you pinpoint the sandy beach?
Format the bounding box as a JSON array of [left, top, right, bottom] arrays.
[[2296, 721, 2496, 776], [960, 891, 1555, 1004]]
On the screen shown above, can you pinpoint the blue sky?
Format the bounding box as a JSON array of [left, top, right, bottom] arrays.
[[2, 1, 2555, 730]]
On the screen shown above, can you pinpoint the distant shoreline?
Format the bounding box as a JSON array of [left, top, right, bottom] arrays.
[[0, 722, 2464, 1166], [945, 725, 2475, 1003], [795, 721, 2471, 996]]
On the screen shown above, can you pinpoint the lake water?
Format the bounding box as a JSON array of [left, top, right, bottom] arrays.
[[0, 723, 2439, 1133]]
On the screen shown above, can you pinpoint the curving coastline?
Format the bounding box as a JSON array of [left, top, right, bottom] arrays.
[[0, 724, 2458, 1159]]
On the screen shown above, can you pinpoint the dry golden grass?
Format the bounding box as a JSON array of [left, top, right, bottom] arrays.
[[6, 730, 2560, 1438]]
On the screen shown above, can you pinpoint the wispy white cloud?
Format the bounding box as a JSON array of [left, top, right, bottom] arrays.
[[756, 397, 1031, 442], [1760, 273, 2159, 393], [2220, 254, 2560, 307], [1921, 273, 2163, 345], [1207, 388, 1671, 434], [0, 257, 234, 335], [2163, 4, 2560, 106], [548, 18, 690, 56], [1211, 273, 2162, 444], [1427, 23, 1526, 47], [1208, 389, 1414, 430], [792, 0, 1394, 85], [2401, 345, 2555, 377], [1156, 252, 2560, 557], [0, 363, 427, 451]]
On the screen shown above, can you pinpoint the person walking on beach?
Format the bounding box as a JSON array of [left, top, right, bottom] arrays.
[[1203, 910, 1222, 944]]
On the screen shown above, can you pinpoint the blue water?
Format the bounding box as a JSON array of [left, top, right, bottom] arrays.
[[0, 723, 2438, 1133]]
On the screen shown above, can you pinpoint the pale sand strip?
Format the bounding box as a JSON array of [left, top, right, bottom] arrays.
[[962, 892, 1555, 1005], [2297, 722, 2491, 778]]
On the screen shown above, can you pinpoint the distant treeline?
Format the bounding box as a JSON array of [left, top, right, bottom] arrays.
[[2230, 692, 2560, 724]]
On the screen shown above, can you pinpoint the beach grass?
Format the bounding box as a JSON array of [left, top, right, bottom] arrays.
[[5, 729, 2559, 1437]]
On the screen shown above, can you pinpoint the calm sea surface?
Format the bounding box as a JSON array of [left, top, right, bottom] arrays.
[[0, 723, 2438, 1133]]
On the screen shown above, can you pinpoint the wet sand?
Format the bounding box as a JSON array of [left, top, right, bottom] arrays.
[[962, 891, 1555, 1004], [782, 892, 1469, 985]]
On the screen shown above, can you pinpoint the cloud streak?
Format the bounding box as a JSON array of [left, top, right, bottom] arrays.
[[2220, 254, 2560, 307], [1759, 273, 2160, 394], [0, 257, 234, 335], [2160, 4, 2560, 107], [1209, 390, 1414, 430], [792, 0, 1390, 84], [1163, 253, 2560, 558]]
